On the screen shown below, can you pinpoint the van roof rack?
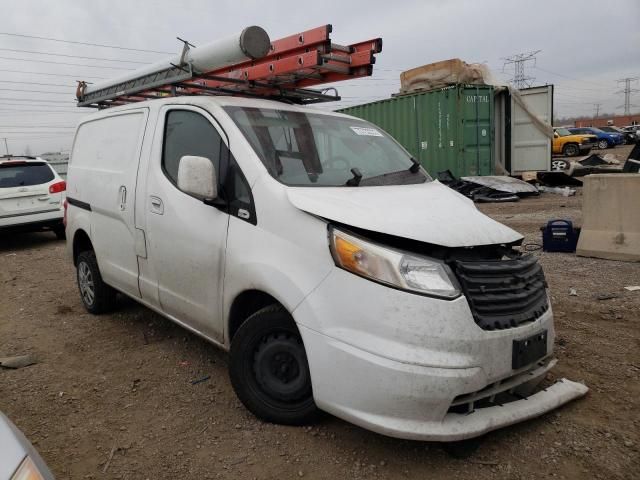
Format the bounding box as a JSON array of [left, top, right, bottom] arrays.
[[76, 25, 382, 109]]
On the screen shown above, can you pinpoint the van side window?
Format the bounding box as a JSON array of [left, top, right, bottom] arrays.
[[162, 110, 222, 185]]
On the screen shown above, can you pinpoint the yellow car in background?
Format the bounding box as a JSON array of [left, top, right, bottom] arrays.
[[553, 127, 597, 157]]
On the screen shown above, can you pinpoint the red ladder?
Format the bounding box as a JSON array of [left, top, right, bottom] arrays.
[[76, 25, 382, 108]]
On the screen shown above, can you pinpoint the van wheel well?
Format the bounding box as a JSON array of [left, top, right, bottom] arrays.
[[228, 290, 284, 341], [73, 230, 93, 266]]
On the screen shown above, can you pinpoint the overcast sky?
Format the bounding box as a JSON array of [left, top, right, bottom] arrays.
[[1, 0, 638, 155]]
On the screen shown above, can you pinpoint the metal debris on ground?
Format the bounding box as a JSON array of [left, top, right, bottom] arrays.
[[623, 144, 640, 173], [596, 294, 619, 301], [536, 171, 583, 187], [569, 288, 578, 296], [0, 355, 36, 369], [539, 186, 576, 196], [579, 154, 609, 167], [624, 286, 640, 292], [191, 375, 211, 385], [436, 170, 538, 203]]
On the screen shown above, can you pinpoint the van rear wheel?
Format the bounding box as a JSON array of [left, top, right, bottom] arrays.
[[76, 250, 116, 314], [229, 305, 318, 425]]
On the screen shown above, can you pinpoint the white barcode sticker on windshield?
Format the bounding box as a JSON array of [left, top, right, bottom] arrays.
[[350, 126, 383, 137]]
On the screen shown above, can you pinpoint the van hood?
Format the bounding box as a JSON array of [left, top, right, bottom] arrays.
[[286, 181, 523, 248]]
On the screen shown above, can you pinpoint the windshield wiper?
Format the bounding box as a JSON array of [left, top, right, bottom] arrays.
[[345, 167, 363, 186]]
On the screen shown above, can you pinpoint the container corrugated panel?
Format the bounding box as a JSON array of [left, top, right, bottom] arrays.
[[337, 85, 494, 177]]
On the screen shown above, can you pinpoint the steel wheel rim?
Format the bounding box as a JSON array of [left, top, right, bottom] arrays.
[[78, 262, 95, 306], [552, 160, 567, 170], [598, 140, 608, 149], [252, 332, 310, 403]]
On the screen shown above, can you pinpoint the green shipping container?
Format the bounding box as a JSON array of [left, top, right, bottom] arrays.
[[337, 85, 494, 177]]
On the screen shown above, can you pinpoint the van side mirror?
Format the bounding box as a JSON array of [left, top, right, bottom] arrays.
[[177, 155, 217, 200]]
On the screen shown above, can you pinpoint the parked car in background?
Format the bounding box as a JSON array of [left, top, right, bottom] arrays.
[[0, 412, 54, 479], [622, 125, 640, 142], [568, 127, 624, 149], [0, 156, 66, 239], [598, 125, 635, 144], [552, 127, 596, 159]]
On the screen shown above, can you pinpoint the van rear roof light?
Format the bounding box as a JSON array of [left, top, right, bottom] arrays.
[[75, 25, 382, 108]]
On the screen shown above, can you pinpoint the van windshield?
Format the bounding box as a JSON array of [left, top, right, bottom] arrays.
[[224, 106, 429, 187]]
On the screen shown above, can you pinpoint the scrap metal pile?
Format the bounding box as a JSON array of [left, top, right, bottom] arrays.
[[436, 170, 539, 203]]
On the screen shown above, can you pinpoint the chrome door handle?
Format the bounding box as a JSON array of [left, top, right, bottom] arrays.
[[150, 196, 164, 215], [119, 185, 127, 211]]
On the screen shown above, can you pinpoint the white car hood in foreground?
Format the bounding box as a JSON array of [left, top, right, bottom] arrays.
[[286, 180, 523, 248]]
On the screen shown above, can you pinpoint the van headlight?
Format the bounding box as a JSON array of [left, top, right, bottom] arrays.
[[329, 227, 460, 299], [11, 457, 46, 480]]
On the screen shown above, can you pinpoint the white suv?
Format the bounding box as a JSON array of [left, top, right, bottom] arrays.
[[0, 156, 66, 239]]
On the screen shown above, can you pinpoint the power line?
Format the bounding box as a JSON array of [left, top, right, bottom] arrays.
[[0, 88, 73, 95], [0, 80, 76, 88], [533, 66, 612, 88], [0, 103, 78, 110], [0, 56, 134, 70], [616, 77, 639, 115], [0, 104, 78, 110], [0, 48, 151, 64], [0, 32, 174, 55], [0, 69, 105, 79], [0, 97, 74, 104], [593, 103, 602, 117], [502, 50, 541, 89]]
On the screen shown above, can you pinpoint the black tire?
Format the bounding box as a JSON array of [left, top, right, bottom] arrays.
[[53, 225, 66, 240], [76, 250, 116, 314], [597, 139, 609, 150], [562, 143, 579, 157], [229, 305, 318, 425]]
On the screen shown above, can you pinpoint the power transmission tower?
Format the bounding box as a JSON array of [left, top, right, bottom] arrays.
[[593, 103, 602, 118], [502, 50, 541, 89], [616, 77, 639, 115]]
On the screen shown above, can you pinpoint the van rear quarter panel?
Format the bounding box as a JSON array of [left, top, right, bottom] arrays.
[[67, 110, 149, 296]]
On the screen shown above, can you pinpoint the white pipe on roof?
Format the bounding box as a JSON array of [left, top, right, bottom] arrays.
[[83, 26, 270, 96]]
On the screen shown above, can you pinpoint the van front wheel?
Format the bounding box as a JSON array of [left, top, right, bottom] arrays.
[[76, 250, 116, 314], [229, 305, 318, 425]]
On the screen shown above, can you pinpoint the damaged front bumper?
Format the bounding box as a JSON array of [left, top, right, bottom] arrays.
[[295, 266, 588, 442], [299, 323, 588, 442], [410, 378, 588, 442]]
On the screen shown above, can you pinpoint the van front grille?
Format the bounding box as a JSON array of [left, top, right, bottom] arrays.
[[452, 254, 549, 331]]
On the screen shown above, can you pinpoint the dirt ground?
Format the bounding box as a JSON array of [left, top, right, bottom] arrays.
[[1, 150, 639, 479]]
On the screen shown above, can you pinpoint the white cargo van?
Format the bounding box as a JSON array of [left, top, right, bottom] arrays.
[[65, 96, 587, 441]]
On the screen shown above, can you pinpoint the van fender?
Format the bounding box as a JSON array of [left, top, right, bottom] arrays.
[[222, 261, 331, 342]]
